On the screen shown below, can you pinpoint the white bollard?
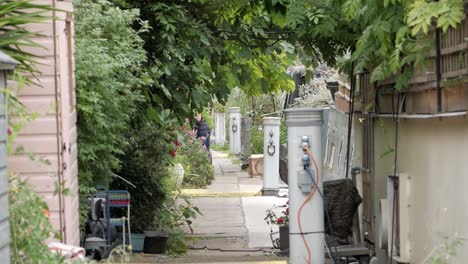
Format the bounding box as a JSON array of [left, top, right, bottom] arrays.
[[285, 108, 324, 264], [214, 112, 226, 145], [229, 107, 241, 154], [262, 117, 281, 196]]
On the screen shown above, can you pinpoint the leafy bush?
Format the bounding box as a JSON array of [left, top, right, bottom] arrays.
[[110, 114, 202, 255], [250, 126, 264, 155], [111, 119, 175, 233], [175, 130, 215, 188], [152, 194, 201, 255], [9, 176, 64, 264], [75, 0, 148, 188]]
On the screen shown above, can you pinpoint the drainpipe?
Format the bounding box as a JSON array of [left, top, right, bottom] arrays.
[[229, 107, 241, 155], [52, 0, 65, 242], [262, 117, 280, 196], [285, 108, 324, 264], [435, 28, 442, 113]]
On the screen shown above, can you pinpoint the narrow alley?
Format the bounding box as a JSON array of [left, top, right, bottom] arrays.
[[130, 151, 289, 263]]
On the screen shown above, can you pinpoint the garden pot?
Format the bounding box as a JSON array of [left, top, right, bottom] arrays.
[[131, 234, 145, 252], [116, 233, 146, 252], [279, 226, 289, 250], [143, 231, 169, 254]]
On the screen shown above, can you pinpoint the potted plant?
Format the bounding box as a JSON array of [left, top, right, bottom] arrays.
[[265, 202, 289, 250]]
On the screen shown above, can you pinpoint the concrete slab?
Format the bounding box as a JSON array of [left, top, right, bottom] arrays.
[[188, 197, 246, 238], [171, 149, 292, 263], [207, 184, 240, 192], [210, 176, 238, 183]]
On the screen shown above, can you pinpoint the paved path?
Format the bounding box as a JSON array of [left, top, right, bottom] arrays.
[[146, 150, 289, 263], [130, 151, 349, 264]]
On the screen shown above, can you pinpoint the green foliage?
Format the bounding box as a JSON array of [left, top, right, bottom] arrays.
[[0, 0, 52, 79], [9, 176, 64, 264], [341, 0, 464, 90], [251, 128, 264, 155], [224, 87, 252, 117], [152, 195, 201, 255], [74, 0, 148, 187], [175, 129, 215, 188], [280, 119, 287, 145], [111, 0, 296, 120], [201, 107, 214, 131], [111, 119, 175, 233], [427, 235, 465, 264], [211, 143, 229, 151], [407, 0, 463, 35]]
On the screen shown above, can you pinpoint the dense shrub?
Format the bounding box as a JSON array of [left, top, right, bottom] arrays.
[[110, 114, 202, 255], [75, 0, 148, 188], [174, 125, 215, 188], [111, 118, 175, 233]]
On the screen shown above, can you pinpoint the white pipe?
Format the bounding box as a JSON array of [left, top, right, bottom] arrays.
[[229, 107, 241, 154], [262, 117, 281, 195], [285, 108, 324, 264]]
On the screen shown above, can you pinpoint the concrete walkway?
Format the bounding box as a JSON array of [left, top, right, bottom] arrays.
[[186, 151, 288, 249], [140, 150, 289, 263]]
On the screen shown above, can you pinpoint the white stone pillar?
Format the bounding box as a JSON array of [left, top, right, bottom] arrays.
[[262, 117, 281, 196], [214, 113, 226, 145], [285, 108, 324, 264], [229, 107, 241, 154]]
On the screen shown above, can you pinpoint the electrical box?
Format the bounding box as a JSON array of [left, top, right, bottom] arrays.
[[297, 168, 315, 193], [297, 135, 315, 193]]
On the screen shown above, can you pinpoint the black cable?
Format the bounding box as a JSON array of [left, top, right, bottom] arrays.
[[389, 93, 401, 264], [188, 245, 287, 254], [290, 231, 325, 235]]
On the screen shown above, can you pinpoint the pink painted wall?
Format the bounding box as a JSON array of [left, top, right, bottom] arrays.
[[8, 0, 79, 246]]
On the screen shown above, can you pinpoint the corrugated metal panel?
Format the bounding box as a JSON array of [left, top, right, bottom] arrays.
[[322, 107, 356, 181]]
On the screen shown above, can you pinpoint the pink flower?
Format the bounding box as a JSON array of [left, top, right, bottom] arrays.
[[7, 128, 11, 136], [170, 150, 176, 158]]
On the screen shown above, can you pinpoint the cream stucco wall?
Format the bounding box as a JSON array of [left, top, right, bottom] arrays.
[[373, 115, 468, 263]]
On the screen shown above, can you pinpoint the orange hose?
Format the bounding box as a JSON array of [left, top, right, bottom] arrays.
[[296, 146, 320, 264]]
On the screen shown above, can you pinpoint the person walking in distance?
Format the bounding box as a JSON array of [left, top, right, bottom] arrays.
[[194, 113, 212, 162]]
